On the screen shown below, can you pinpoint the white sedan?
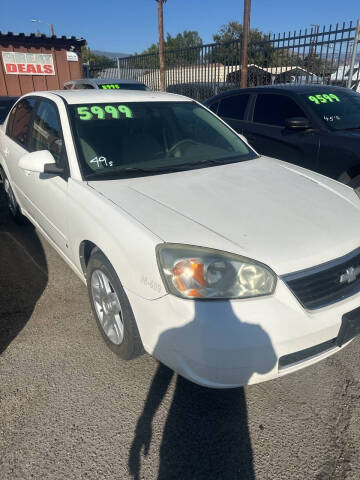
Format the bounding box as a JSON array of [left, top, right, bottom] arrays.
[[1, 90, 360, 388]]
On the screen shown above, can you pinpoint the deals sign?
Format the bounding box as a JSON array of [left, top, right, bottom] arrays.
[[2, 52, 55, 75]]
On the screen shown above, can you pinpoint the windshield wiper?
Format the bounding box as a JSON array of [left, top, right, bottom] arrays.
[[85, 154, 252, 180], [198, 155, 244, 165], [85, 163, 220, 179], [341, 126, 360, 131], [85, 167, 167, 179]]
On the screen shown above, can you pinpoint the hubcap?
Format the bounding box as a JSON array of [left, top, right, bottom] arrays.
[[90, 269, 124, 345], [4, 178, 17, 216]]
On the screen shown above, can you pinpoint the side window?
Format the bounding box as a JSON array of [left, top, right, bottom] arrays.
[[217, 94, 250, 120], [8, 98, 37, 148], [0, 98, 17, 124], [6, 104, 18, 137], [253, 94, 307, 127], [208, 102, 219, 114], [29, 100, 64, 164]]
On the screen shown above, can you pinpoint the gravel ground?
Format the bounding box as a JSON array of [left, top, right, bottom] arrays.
[[0, 190, 359, 480]]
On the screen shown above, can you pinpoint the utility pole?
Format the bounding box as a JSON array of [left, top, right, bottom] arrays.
[[306, 24, 319, 83], [240, 0, 251, 88], [347, 19, 360, 89], [156, 0, 166, 92]]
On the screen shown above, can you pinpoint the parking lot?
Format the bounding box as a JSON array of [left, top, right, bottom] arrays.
[[0, 187, 359, 480]]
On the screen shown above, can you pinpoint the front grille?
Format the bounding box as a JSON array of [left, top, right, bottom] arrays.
[[282, 247, 360, 310]]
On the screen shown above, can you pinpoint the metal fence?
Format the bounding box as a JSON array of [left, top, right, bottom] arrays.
[[90, 20, 360, 102]]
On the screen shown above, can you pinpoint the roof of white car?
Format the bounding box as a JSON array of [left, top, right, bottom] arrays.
[[46, 90, 191, 104]]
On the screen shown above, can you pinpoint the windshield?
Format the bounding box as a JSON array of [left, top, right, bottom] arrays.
[[69, 101, 257, 180], [98, 83, 149, 91], [300, 90, 360, 130]]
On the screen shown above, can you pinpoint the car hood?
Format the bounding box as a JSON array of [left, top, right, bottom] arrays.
[[88, 157, 360, 275]]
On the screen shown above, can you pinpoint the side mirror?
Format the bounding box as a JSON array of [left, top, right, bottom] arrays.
[[285, 117, 312, 130], [19, 150, 64, 175]]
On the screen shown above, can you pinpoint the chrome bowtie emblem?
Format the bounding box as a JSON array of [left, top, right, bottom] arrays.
[[339, 266, 360, 284]]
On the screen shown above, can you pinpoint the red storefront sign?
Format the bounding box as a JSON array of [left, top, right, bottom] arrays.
[[2, 51, 55, 75]]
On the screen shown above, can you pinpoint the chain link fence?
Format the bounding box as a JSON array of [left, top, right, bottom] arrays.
[[89, 20, 360, 102]]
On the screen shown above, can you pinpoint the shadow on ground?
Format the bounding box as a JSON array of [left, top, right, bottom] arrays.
[[0, 186, 48, 354], [129, 300, 277, 480], [129, 365, 255, 480]]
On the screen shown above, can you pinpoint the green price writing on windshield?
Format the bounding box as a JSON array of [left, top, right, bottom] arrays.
[[101, 84, 120, 89], [308, 94, 340, 105], [76, 105, 133, 120]]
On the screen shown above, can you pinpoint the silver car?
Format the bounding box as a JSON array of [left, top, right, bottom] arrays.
[[63, 78, 150, 91]]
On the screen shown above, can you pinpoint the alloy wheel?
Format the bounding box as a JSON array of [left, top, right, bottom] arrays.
[[90, 269, 124, 345]]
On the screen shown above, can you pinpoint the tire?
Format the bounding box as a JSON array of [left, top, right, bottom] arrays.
[[0, 168, 25, 224], [87, 250, 144, 360]]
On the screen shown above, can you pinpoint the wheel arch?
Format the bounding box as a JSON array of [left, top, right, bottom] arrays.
[[79, 240, 99, 278]]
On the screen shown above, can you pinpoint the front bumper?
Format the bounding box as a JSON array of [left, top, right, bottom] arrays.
[[126, 278, 359, 388]]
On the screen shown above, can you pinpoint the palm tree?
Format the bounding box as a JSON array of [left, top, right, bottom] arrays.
[[156, 0, 167, 91]]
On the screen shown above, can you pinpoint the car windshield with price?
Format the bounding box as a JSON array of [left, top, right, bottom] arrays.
[[300, 89, 360, 131], [69, 101, 257, 179]]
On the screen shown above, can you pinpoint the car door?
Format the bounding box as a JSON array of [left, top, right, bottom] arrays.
[[244, 93, 320, 171], [19, 98, 69, 253], [215, 93, 251, 133], [316, 130, 358, 181], [3, 96, 38, 211]]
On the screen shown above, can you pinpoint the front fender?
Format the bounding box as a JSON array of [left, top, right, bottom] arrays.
[[68, 179, 167, 300]]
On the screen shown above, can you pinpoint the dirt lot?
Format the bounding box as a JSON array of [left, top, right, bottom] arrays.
[[0, 191, 359, 480]]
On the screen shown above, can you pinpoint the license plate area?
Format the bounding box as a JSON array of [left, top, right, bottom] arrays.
[[337, 305, 360, 347]]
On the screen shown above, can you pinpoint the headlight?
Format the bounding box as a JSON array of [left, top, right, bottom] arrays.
[[157, 244, 276, 300]]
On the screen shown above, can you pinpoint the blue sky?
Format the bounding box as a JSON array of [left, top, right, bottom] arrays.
[[1, 0, 358, 54]]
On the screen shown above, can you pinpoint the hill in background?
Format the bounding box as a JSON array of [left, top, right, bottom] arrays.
[[93, 50, 130, 59]]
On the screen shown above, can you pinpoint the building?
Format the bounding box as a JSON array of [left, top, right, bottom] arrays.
[[330, 64, 360, 92], [0, 31, 86, 96], [227, 65, 322, 86], [118, 63, 320, 91]]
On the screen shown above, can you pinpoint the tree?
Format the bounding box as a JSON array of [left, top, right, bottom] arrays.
[[139, 31, 203, 68], [135, 30, 203, 70], [210, 21, 275, 66], [140, 31, 203, 55], [210, 21, 301, 69], [213, 21, 266, 45], [165, 31, 203, 67], [165, 31, 203, 50]]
